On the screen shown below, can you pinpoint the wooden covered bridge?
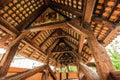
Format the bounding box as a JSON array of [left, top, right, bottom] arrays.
[[0, 0, 120, 80]]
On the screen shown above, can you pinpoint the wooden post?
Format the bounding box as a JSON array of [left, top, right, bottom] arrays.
[[0, 31, 29, 78], [87, 30, 114, 80], [79, 63, 100, 80], [67, 20, 114, 80], [66, 65, 69, 79], [60, 65, 62, 80]]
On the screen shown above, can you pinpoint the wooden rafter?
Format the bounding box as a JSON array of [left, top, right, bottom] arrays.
[[50, 6, 71, 20], [25, 22, 67, 32], [78, 35, 85, 53], [39, 30, 58, 48], [17, 5, 48, 31], [78, 63, 100, 80], [3, 65, 46, 80], [68, 20, 114, 80], [46, 39, 60, 53], [83, 0, 96, 23], [50, 1, 82, 17], [0, 31, 29, 78], [0, 0, 11, 8], [63, 39, 77, 50]]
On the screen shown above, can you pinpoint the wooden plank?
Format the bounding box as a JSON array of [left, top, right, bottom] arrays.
[[78, 35, 85, 53], [84, 0, 96, 23], [25, 22, 67, 32], [50, 6, 71, 20], [67, 20, 114, 80], [79, 63, 100, 80], [0, 31, 29, 78], [17, 5, 48, 31], [64, 39, 78, 49], [0, 0, 11, 8], [50, 1, 82, 17], [0, 17, 19, 35], [87, 62, 96, 67], [87, 30, 114, 80], [48, 66, 58, 80], [110, 71, 120, 80], [3, 65, 46, 80], [46, 39, 60, 53]]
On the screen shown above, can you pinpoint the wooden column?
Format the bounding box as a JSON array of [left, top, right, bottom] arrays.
[[79, 63, 100, 80], [2, 65, 46, 80], [60, 65, 62, 80], [0, 31, 29, 78], [66, 65, 69, 79], [67, 21, 114, 80], [87, 30, 114, 80]]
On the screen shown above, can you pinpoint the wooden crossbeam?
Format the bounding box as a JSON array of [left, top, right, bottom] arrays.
[[78, 35, 85, 53], [0, 31, 29, 78], [46, 39, 60, 53], [48, 66, 58, 80], [3, 65, 46, 80], [50, 6, 71, 20], [84, 0, 96, 23], [67, 20, 114, 80], [25, 22, 67, 32], [0, 0, 11, 8], [39, 30, 58, 48], [64, 39, 77, 49], [50, 1, 82, 17], [17, 5, 48, 31], [78, 63, 100, 80]]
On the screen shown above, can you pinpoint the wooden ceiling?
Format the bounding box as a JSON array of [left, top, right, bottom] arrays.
[[0, 0, 120, 67]]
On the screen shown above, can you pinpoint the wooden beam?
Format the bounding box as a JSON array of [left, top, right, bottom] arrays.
[[48, 66, 58, 80], [78, 35, 85, 53], [87, 62, 96, 67], [0, 17, 19, 35], [49, 6, 71, 20], [64, 39, 78, 49], [39, 30, 58, 48], [17, 5, 48, 31], [67, 20, 88, 37], [67, 20, 114, 80], [78, 63, 100, 80], [25, 22, 67, 32], [0, 31, 29, 78], [84, 0, 96, 23], [3, 65, 46, 80], [0, 0, 11, 8], [87, 30, 114, 80], [50, 1, 82, 17], [46, 39, 60, 53]]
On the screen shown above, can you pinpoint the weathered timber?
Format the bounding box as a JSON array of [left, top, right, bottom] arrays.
[[0, 0, 11, 8], [78, 35, 85, 53], [64, 39, 78, 49], [87, 30, 114, 80], [0, 17, 19, 35], [50, 6, 71, 20], [25, 22, 67, 32], [17, 5, 48, 30], [84, 0, 96, 23], [3, 65, 46, 80], [48, 66, 58, 80], [67, 21, 114, 80], [79, 63, 100, 80], [0, 31, 29, 78], [46, 39, 60, 53], [50, 1, 82, 17], [110, 71, 120, 80], [87, 62, 96, 67]]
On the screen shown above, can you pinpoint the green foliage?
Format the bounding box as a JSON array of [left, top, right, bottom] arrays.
[[106, 37, 120, 70]]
